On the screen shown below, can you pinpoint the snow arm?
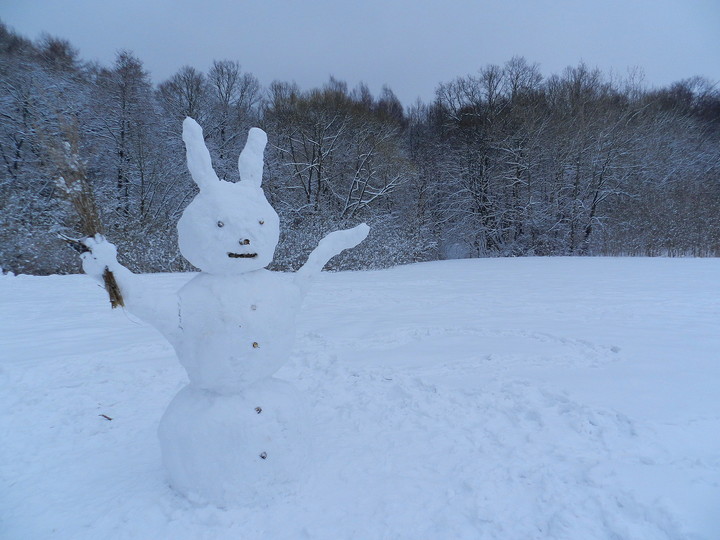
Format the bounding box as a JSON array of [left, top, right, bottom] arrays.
[[295, 223, 369, 288], [81, 235, 180, 342]]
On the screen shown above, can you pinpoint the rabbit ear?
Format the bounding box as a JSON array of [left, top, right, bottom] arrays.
[[238, 127, 267, 187], [183, 117, 220, 190]]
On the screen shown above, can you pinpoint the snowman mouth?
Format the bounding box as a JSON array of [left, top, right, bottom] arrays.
[[228, 252, 258, 259]]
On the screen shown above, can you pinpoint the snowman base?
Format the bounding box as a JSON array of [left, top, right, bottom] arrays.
[[158, 378, 310, 507]]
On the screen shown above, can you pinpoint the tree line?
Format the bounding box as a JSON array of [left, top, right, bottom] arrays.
[[1, 22, 718, 275]]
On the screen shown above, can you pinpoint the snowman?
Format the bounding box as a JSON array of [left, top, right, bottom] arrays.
[[81, 118, 369, 506]]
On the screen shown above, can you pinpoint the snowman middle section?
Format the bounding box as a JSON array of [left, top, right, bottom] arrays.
[[176, 270, 303, 393]]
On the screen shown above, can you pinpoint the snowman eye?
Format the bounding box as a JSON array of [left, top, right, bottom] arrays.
[[259, 220, 264, 225], [217, 221, 224, 228]]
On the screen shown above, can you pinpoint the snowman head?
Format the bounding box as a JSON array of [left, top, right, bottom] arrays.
[[177, 118, 280, 274]]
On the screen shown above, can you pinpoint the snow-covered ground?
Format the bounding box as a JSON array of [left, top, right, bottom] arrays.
[[1, 257, 718, 539]]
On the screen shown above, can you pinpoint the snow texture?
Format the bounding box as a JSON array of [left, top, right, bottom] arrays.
[[78, 118, 369, 506], [1, 257, 719, 538]]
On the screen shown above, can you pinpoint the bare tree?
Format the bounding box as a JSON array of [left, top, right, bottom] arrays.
[[158, 66, 208, 122]]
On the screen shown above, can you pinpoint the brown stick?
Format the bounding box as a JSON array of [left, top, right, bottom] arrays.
[[102, 268, 125, 308]]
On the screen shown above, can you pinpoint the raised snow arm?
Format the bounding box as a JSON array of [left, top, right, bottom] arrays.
[[81, 235, 180, 343], [296, 223, 370, 284]]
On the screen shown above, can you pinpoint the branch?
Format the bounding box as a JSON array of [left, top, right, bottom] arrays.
[[46, 120, 125, 308]]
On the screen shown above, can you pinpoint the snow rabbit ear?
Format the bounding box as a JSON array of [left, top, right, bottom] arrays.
[[183, 117, 220, 190], [238, 127, 267, 188]]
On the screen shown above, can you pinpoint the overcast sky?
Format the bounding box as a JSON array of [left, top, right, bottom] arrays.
[[2, 0, 719, 105]]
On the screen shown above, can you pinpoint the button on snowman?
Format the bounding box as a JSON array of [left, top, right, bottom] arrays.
[[81, 118, 369, 506]]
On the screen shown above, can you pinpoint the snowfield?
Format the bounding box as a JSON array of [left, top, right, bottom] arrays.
[[1, 257, 718, 539]]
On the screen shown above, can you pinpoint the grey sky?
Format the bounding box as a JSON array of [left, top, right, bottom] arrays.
[[2, 0, 719, 105]]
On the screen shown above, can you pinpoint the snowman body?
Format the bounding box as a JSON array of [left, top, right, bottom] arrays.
[[159, 269, 309, 506]]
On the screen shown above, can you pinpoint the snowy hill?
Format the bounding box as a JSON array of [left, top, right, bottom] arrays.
[[1, 257, 718, 539]]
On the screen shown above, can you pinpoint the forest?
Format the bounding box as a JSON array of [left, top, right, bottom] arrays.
[[1, 21, 718, 275]]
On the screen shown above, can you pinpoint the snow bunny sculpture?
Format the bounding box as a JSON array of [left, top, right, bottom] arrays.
[[81, 117, 369, 506]]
